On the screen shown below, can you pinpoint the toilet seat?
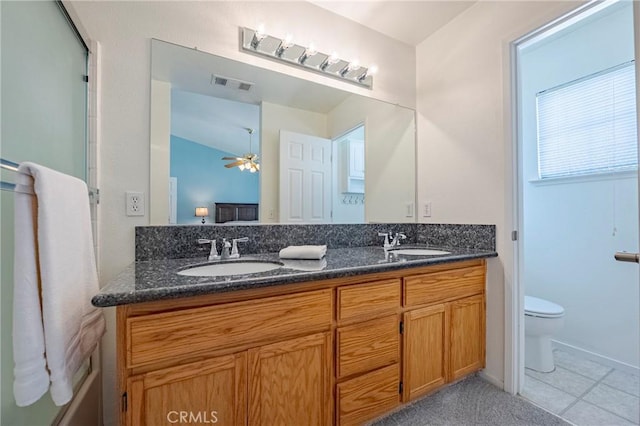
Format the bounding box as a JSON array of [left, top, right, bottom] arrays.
[[525, 295, 565, 318]]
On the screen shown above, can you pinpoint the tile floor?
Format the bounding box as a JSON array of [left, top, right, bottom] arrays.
[[521, 349, 640, 426]]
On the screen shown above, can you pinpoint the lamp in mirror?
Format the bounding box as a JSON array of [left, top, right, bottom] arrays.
[[195, 207, 209, 224]]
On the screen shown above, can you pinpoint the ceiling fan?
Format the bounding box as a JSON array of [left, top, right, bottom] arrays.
[[222, 127, 260, 173]]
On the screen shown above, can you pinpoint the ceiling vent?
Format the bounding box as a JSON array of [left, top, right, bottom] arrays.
[[211, 74, 253, 91]]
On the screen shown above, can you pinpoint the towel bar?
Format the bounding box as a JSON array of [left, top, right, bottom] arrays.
[[0, 158, 99, 203]]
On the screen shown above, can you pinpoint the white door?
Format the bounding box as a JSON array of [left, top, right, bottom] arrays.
[[279, 130, 332, 223]]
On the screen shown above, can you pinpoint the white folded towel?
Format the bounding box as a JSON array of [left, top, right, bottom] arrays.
[[279, 245, 327, 260], [13, 162, 106, 406], [282, 258, 328, 271]]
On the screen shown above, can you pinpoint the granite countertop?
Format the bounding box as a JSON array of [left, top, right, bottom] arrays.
[[92, 245, 498, 307]]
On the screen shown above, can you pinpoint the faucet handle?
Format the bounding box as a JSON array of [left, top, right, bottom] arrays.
[[197, 239, 220, 260], [230, 237, 249, 258], [378, 232, 391, 250]]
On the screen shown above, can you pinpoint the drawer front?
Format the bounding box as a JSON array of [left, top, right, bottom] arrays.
[[337, 279, 400, 322], [404, 266, 484, 307], [337, 364, 400, 426], [337, 315, 399, 379], [127, 289, 332, 368]]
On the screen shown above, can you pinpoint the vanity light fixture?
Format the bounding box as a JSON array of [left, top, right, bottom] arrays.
[[195, 207, 209, 224], [241, 26, 376, 88]]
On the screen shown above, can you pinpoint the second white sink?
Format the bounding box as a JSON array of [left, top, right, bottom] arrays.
[[390, 248, 451, 256], [178, 260, 283, 277]]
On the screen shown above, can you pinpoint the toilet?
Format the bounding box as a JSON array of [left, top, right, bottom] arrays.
[[524, 295, 565, 372]]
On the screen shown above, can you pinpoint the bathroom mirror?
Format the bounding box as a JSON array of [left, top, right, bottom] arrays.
[[150, 39, 416, 225]]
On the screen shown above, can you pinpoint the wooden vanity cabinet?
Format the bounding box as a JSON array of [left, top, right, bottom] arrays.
[[335, 279, 402, 425], [248, 332, 333, 426], [402, 263, 486, 403], [117, 259, 487, 426], [119, 289, 333, 426], [126, 353, 247, 426]]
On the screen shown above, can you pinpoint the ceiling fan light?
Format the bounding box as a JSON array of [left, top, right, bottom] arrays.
[[238, 163, 245, 171]]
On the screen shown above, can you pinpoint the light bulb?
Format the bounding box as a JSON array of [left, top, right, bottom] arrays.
[[256, 23, 266, 39], [349, 59, 360, 70], [300, 42, 318, 64], [238, 163, 245, 171], [307, 42, 317, 56], [283, 33, 294, 47], [368, 64, 379, 75]]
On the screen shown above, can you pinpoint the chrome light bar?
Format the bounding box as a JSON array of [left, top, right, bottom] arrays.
[[240, 27, 375, 89]]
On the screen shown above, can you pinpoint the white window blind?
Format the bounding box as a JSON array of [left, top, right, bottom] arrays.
[[536, 61, 638, 179]]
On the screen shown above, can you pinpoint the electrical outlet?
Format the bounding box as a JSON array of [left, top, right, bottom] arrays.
[[126, 191, 145, 216], [423, 202, 432, 218]]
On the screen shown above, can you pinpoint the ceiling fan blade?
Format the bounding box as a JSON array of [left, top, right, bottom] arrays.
[[224, 160, 245, 168], [222, 156, 242, 160]]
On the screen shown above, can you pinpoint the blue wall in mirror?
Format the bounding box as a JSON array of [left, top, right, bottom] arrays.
[[170, 135, 259, 224]]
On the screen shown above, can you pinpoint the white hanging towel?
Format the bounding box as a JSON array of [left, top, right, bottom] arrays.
[[13, 162, 105, 406]]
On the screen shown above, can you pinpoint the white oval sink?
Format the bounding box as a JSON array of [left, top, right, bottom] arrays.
[[390, 248, 451, 256], [178, 261, 283, 277]]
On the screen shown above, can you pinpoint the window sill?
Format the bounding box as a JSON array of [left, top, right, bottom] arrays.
[[529, 169, 638, 186]]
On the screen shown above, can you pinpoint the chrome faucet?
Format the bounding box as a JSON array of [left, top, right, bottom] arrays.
[[229, 237, 249, 259], [378, 232, 406, 250], [197, 239, 220, 260]]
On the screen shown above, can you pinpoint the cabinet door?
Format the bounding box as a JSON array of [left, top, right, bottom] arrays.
[[449, 294, 485, 380], [248, 332, 332, 426], [403, 304, 447, 402], [127, 353, 246, 426]]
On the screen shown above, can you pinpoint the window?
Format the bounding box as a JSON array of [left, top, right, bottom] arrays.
[[536, 61, 638, 179]]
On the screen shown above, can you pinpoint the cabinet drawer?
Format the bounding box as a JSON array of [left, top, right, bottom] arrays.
[[404, 266, 484, 307], [126, 289, 332, 368], [337, 364, 400, 426], [337, 279, 400, 322], [337, 315, 399, 379]]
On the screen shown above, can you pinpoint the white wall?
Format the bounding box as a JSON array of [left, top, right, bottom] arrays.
[[415, 1, 582, 386], [328, 96, 416, 223], [67, 2, 414, 424], [521, 2, 638, 368], [260, 101, 328, 222]]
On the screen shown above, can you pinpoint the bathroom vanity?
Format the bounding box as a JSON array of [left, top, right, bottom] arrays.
[[94, 241, 495, 426]]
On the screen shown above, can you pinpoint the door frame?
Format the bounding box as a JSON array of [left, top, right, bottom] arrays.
[[505, 0, 634, 395]]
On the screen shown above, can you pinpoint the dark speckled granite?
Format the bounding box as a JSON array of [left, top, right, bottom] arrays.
[[92, 223, 497, 307], [93, 245, 497, 307], [135, 223, 495, 261], [417, 224, 496, 251]]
